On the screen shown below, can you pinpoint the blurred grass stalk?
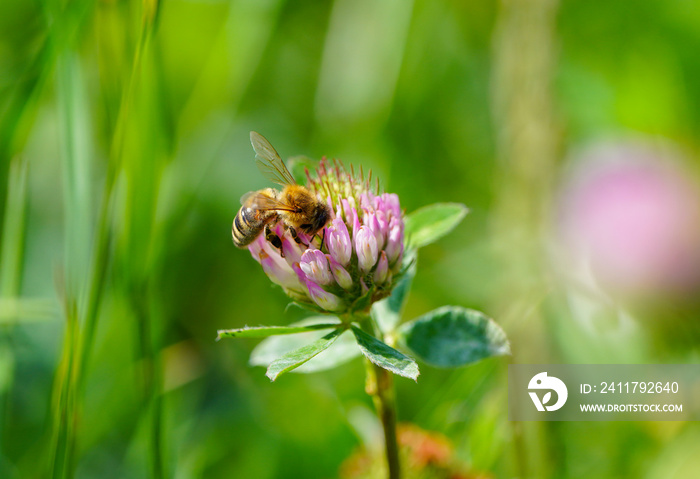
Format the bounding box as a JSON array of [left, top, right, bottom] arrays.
[[49, 1, 166, 478], [0, 155, 28, 477], [0, 157, 28, 305], [491, 0, 559, 477], [491, 0, 559, 322], [117, 3, 168, 477], [315, 0, 412, 135], [50, 48, 92, 479]]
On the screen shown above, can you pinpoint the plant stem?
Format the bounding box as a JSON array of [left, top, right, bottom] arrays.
[[367, 361, 401, 479], [360, 318, 401, 479], [131, 286, 165, 479]]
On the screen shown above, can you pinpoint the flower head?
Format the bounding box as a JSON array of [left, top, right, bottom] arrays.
[[246, 159, 406, 314]]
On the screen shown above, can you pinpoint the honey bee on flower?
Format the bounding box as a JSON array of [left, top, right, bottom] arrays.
[[232, 132, 331, 249], [233, 132, 405, 314]]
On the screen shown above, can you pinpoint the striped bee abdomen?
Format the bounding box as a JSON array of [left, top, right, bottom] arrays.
[[232, 206, 274, 248]]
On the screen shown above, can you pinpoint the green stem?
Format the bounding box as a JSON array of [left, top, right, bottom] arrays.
[[131, 286, 165, 479], [359, 318, 401, 479], [50, 300, 79, 479]]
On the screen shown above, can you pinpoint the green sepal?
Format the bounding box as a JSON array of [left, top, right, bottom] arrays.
[[350, 287, 374, 313], [286, 300, 327, 315]]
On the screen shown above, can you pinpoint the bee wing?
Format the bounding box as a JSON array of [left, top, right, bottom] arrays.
[[245, 191, 298, 212], [250, 131, 297, 186], [240, 191, 257, 205], [285, 155, 319, 183]]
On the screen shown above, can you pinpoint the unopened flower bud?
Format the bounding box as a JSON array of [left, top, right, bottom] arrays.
[[281, 234, 305, 267], [328, 256, 354, 290], [365, 210, 385, 251], [343, 198, 360, 241], [300, 249, 333, 286], [327, 217, 352, 266], [355, 226, 379, 275], [385, 217, 404, 265], [374, 251, 389, 284], [383, 193, 401, 219], [259, 249, 304, 292], [306, 279, 344, 312]]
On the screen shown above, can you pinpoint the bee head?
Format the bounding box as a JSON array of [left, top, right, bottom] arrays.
[[304, 202, 331, 235]]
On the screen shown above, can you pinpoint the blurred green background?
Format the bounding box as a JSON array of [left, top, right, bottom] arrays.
[[2, 0, 700, 478]]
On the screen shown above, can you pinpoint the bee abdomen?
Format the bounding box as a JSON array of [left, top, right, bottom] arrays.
[[231, 207, 265, 248], [232, 207, 268, 248]]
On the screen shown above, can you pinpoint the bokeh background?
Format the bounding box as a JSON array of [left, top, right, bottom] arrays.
[[2, 0, 700, 478]]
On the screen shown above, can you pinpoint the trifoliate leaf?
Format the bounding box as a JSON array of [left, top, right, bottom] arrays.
[[250, 325, 360, 374], [404, 203, 468, 249], [351, 326, 419, 381], [398, 306, 510, 368], [217, 322, 339, 340], [266, 328, 345, 381]]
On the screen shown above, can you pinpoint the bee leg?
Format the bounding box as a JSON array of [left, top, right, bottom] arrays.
[[289, 226, 308, 247], [265, 224, 284, 257], [318, 229, 326, 250]]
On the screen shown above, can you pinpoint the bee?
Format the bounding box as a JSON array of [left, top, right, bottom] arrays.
[[232, 132, 331, 251]]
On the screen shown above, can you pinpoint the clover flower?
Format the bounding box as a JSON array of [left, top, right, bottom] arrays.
[[222, 133, 505, 479], [247, 160, 405, 314]]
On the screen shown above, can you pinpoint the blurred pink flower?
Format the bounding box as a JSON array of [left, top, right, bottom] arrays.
[[557, 140, 700, 298], [339, 423, 492, 479]]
